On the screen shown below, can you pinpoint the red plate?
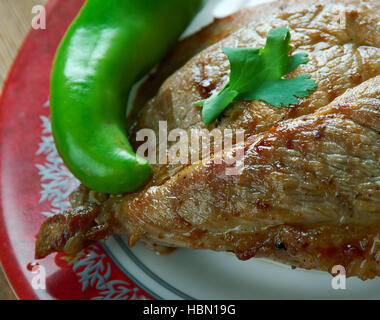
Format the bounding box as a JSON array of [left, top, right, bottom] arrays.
[[0, 0, 152, 300]]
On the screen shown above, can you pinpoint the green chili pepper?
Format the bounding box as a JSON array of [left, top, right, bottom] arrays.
[[50, 0, 203, 194]]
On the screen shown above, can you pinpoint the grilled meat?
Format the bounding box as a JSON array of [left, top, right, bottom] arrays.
[[36, 0, 380, 279]]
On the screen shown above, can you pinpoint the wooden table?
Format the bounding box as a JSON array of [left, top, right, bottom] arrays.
[[0, 0, 47, 300]]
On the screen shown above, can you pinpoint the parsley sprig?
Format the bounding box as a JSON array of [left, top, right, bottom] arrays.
[[195, 26, 317, 125]]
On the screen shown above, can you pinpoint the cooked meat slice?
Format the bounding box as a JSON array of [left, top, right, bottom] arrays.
[[36, 76, 380, 279], [36, 0, 380, 279], [114, 76, 380, 280]]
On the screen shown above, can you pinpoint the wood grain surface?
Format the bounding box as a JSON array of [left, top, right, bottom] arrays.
[[0, 0, 47, 300]]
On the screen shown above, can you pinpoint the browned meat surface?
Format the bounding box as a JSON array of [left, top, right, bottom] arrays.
[[36, 0, 380, 279], [118, 76, 380, 279]]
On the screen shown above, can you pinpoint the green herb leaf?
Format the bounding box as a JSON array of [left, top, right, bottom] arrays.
[[287, 53, 309, 73], [238, 75, 317, 107], [195, 26, 316, 125], [222, 47, 261, 92], [198, 86, 238, 126]]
